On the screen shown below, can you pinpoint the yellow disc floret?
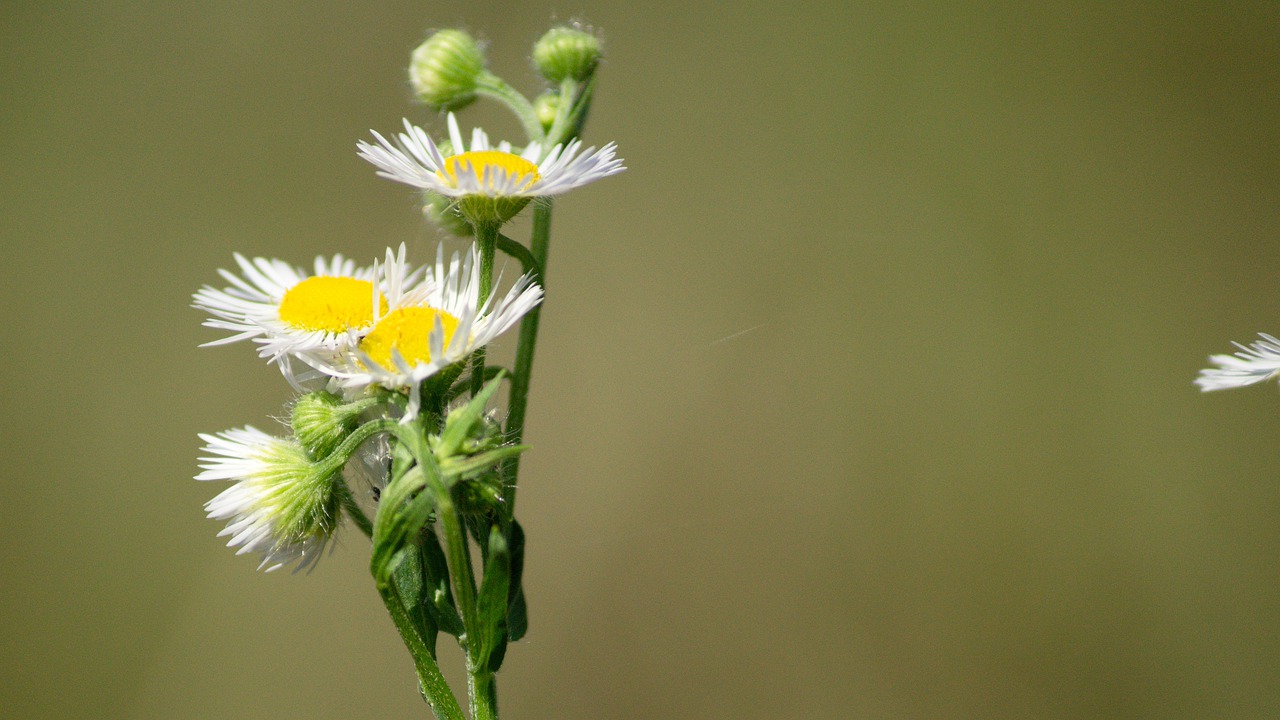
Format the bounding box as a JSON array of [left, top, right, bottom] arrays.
[[278, 277, 386, 333], [439, 151, 541, 190], [359, 307, 461, 370]]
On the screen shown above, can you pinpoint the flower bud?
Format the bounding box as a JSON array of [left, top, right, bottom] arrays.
[[423, 192, 474, 237], [291, 390, 361, 460], [409, 29, 486, 109], [533, 92, 560, 133], [532, 26, 601, 83]]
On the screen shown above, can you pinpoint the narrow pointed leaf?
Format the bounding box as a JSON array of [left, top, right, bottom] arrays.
[[475, 524, 510, 669]]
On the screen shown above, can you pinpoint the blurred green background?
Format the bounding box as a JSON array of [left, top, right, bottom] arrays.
[[3, 2, 1279, 718]]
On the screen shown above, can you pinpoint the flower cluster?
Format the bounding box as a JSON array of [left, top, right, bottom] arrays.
[[191, 21, 620, 719], [193, 77, 621, 574]]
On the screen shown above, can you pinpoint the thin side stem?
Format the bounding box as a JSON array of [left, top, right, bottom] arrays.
[[475, 72, 544, 143], [497, 233, 540, 277]]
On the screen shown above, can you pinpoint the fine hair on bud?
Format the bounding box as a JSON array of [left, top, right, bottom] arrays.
[[532, 24, 602, 83], [409, 28, 487, 109]]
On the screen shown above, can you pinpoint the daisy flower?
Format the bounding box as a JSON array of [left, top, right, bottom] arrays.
[[193, 246, 425, 383], [356, 113, 624, 224], [326, 243, 543, 420], [1196, 333, 1280, 391], [196, 426, 345, 572]]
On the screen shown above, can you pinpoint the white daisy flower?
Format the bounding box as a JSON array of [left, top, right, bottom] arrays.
[[196, 426, 345, 572], [193, 246, 426, 382], [356, 114, 623, 224], [1196, 333, 1280, 391], [326, 243, 543, 420]]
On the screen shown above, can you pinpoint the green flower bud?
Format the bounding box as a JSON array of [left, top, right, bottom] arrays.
[[532, 26, 602, 83], [291, 391, 362, 460], [409, 29, 486, 110], [533, 92, 560, 133], [455, 475, 506, 518], [423, 192, 474, 237]]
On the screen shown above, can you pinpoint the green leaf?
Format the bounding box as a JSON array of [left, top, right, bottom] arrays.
[[391, 543, 438, 655], [475, 524, 510, 669], [370, 467, 435, 582], [506, 588, 528, 645], [505, 520, 527, 643], [441, 445, 529, 480], [437, 372, 506, 457], [421, 529, 465, 637]]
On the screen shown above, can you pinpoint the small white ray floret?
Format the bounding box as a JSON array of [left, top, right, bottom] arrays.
[[1196, 333, 1280, 391], [357, 113, 625, 198]]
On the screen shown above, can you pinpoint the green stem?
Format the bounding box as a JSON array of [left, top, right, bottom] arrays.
[[475, 72, 544, 143], [544, 79, 579, 151], [471, 221, 499, 397], [374, 572, 466, 720], [497, 233, 540, 277], [470, 671, 499, 720], [386, 422, 482, 657], [503, 201, 553, 517]]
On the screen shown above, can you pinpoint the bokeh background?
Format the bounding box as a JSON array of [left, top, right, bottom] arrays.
[[3, 2, 1280, 718]]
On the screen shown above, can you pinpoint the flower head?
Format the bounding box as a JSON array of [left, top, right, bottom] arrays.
[[196, 427, 345, 572], [326, 244, 542, 419], [193, 246, 426, 384], [1196, 333, 1280, 392], [357, 114, 623, 225]]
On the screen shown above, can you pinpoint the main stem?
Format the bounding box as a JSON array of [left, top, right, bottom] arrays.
[[470, 671, 498, 720], [503, 201, 553, 517], [388, 420, 494, 719], [375, 582, 465, 720]]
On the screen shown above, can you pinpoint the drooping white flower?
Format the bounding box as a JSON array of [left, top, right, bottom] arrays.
[[196, 426, 344, 572], [1196, 333, 1280, 391], [323, 243, 542, 420], [193, 246, 425, 383], [357, 113, 624, 200]]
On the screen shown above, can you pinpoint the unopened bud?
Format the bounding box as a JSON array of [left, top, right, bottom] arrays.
[[423, 193, 474, 236], [291, 391, 361, 460], [409, 29, 486, 109], [532, 26, 601, 83], [533, 92, 560, 133]]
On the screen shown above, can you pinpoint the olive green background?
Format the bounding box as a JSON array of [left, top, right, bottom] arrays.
[[3, 2, 1279, 718]]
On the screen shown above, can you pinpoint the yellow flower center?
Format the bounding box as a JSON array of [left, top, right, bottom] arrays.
[[277, 277, 386, 333], [359, 307, 461, 369], [438, 151, 541, 190]]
